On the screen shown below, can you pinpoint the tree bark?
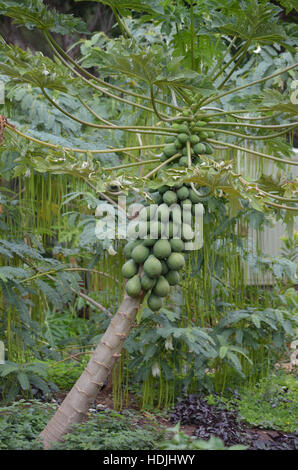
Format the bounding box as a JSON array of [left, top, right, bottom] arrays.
[[39, 292, 143, 449]]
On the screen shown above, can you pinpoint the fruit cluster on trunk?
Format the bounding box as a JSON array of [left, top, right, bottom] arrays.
[[122, 119, 214, 311]]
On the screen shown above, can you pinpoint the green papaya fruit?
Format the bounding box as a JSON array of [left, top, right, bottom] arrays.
[[165, 270, 180, 286], [170, 239, 184, 252], [141, 274, 156, 291], [163, 190, 178, 205], [131, 245, 150, 264], [153, 239, 171, 259], [122, 259, 138, 278], [177, 133, 189, 144], [193, 143, 206, 154], [153, 276, 170, 297], [147, 293, 162, 311], [126, 274, 141, 297], [177, 186, 189, 200], [167, 253, 185, 271], [163, 143, 177, 158], [144, 255, 162, 278], [189, 134, 200, 145]]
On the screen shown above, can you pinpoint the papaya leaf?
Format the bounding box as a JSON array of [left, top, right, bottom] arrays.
[[214, 0, 286, 45], [0, 40, 77, 92], [266, 102, 298, 116], [0, 0, 88, 34], [75, 0, 163, 16]]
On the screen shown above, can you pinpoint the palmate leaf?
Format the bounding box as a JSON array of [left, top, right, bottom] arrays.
[[96, 49, 160, 85], [0, 40, 77, 93], [266, 102, 298, 116], [155, 69, 215, 96], [75, 0, 163, 16], [260, 89, 298, 116], [0, 0, 88, 34], [88, 45, 215, 95], [214, 0, 286, 45]]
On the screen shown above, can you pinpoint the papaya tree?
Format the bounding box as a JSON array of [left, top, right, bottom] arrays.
[[0, 0, 297, 448]]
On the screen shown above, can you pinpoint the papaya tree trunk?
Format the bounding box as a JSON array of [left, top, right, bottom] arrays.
[[39, 292, 143, 449]]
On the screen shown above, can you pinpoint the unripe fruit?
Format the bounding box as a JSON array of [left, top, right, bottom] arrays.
[[165, 270, 180, 286], [148, 293, 162, 311], [124, 240, 141, 259], [174, 138, 183, 149], [141, 274, 156, 291], [151, 192, 163, 204], [163, 143, 177, 158], [153, 276, 170, 297], [167, 253, 185, 271], [161, 260, 169, 275], [196, 121, 207, 127], [170, 239, 184, 252], [138, 221, 149, 239], [177, 133, 189, 144], [204, 143, 214, 154], [143, 237, 157, 247], [122, 259, 138, 278], [177, 124, 188, 133], [158, 185, 170, 194], [199, 131, 209, 139], [182, 223, 194, 241], [180, 198, 192, 209], [131, 245, 150, 264], [193, 143, 206, 154], [166, 221, 180, 238], [144, 255, 162, 278], [163, 190, 178, 205], [153, 239, 171, 259], [177, 186, 189, 200], [179, 156, 189, 167], [126, 275, 141, 297], [165, 136, 176, 144], [190, 134, 200, 145]]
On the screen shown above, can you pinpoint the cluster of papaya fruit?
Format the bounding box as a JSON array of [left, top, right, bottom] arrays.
[[160, 119, 214, 169], [122, 182, 203, 311], [121, 118, 213, 312]]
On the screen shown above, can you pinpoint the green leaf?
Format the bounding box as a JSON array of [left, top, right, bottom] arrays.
[[215, 0, 286, 45], [0, 40, 78, 92], [0, 0, 88, 34], [75, 0, 163, 16], [266, 102, 298, 116], [219, 345, 228, 358], [0, 363, 19, 377], [17, 372, 30, 391]]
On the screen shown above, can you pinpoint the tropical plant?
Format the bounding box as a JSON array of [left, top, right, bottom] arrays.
[[0, 0, 297, 449], [0, 360, 57, 402]]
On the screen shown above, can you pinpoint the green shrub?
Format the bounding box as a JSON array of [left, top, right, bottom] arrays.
[[45, 358, 90, 391], [0, 399, 57, 449], [53, 409, 164, 450], [0, 400, 163, 450], [237, 371, 298, 433]]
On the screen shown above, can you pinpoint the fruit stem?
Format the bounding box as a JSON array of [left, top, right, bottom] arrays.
[[207, 138, 298, 166], [144, 153, 182, 179]]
